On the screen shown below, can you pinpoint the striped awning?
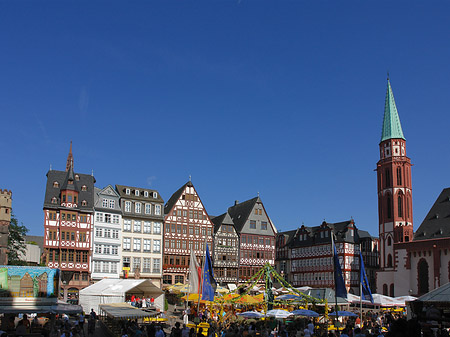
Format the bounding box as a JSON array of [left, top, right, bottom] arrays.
[[99, 303, 159, 319]]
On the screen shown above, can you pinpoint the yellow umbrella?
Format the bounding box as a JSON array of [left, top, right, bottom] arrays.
[[235, 294, 260, 304], [216, 285, 229, 294], [182, 293, 200, 301]]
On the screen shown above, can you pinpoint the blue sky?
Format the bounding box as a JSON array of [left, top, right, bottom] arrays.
[[2, 1, 450, 236]]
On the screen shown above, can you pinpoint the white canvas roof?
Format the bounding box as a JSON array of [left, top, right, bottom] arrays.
[[80, 279, 163, 297], [79, 279, 164, 313]]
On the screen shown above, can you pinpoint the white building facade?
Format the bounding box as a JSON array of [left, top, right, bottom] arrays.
[[116, 185, 164, 288], [91, 185, 123, 281]]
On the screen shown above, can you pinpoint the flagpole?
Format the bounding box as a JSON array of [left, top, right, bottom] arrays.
[[331, 234, 339, 335], [197, 235, 208, 316], [359, 244, 363, 328]]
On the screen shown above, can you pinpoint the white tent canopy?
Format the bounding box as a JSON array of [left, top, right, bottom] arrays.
[[79, 279, 164, 313]]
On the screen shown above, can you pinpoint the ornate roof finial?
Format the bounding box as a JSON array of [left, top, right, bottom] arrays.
[[257, 191, 260, 197], [49, 164, 52, 171], [189, 175, 192, 182], [66, 141, 74, 172], [92, 169, 94, 176]]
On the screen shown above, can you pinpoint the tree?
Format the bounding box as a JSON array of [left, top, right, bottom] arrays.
[[8, 212, 29, 265]]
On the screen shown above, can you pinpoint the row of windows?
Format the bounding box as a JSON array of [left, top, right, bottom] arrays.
[[241, 250, 273, 260], [171, 209, 207, 220], [217, 254, 238, 262], [47, 250, 89, 263], [95, 213, 120, 224], [48, 230, 87, 242], [101, 199, 116, 209], [123, 220, 161, 234], [163, 255, 200, 267], [249, 220, 268, 230], [124, 201, 161, 215], [217, 238, 237, 247], [94, 244, 119, 255], [215, 268, 238, 278], [93, 261, 118, 274], [51, 197, 88, 206], [239, 266, 261, 278], [241, 235, 273, 246], [125, 189, 158, 199], [164, 239, 211, 251], [162, 274, 185, 285], [49, 211, 88, 223], [73, 272, 89, 281], [123, 238, 161, 252], [95, 228, 119, 239], [165, 223, 212, 236], [220, 224, 234, 233], [123, 257, 161, 273]]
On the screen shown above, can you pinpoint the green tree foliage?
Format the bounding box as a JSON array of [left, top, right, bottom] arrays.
[[8, 212, 29, 265]]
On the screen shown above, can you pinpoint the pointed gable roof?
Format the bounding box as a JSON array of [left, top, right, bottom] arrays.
[[211, 212, 235, 233], [414, 188, 450, 241], [60, 166, 78, 191], [381, 79, 405, 142], [227, 196, 259, 233], [164, 181, 193, 215]]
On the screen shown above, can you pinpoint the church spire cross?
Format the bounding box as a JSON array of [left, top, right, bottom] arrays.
[[66, 141, 74, 172]]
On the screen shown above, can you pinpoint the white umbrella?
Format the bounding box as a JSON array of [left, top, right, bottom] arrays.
[[237, 311, 264, 319], [265, 309, 292, 319]]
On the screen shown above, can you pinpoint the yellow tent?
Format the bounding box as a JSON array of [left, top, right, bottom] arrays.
[[235, 294, 260, 304]]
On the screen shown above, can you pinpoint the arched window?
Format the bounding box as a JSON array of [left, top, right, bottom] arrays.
[[397, 167, 402, 185], [418, 259, 429, 295], [385, 168, 391, 188], [387, 254, 393, 268], [387, 236, 392, 246], [406, 195, 410, 219], [383, 284, 388, 296], [390, 283, 395, 297], [398, 194, 403, 217], [387, 195, 392, 219]]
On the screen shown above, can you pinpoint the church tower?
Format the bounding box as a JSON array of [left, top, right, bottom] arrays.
[[376, 78, 413, 273]]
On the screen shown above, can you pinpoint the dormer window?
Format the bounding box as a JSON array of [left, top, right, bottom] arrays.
[[153, 192, 158, 199], [125, 188, 130, 195], [68, 180, 73, 185], [81, 185, 87, 191], [53, 182, 59, 188], [51, 197, 57, 204], [135, 190, 140, 196], [75, 174, 80, 181], [144, 191, 149, 197], [82, 200, 87, 206]]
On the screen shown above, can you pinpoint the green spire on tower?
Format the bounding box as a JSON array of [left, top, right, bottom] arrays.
[[381, 78, 405, 142]]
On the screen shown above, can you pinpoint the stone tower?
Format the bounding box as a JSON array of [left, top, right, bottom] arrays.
[[0, 189, 12, 265], [376, 78, 413, 273]]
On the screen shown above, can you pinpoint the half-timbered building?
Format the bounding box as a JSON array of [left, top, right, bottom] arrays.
[[226, 197, 277, 282], [211, 212, 239, 285], [289, 220, 379, 294], [163, 181, 214, 285], [42, 143, 95, 298], [275, 229, 296, 284]]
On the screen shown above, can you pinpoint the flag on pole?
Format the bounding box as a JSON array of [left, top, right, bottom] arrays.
[[359, 250, 374, 303], [189, 247, 201, 294], [201, 244, 217, 301], [332, 235, 347, 299]]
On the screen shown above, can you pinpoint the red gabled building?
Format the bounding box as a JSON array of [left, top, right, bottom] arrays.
[[42, 143, 95, 299], [162, 181, 214, 285]]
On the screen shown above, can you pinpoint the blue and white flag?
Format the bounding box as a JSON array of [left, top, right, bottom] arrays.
[[201, 244, 217, 301], [332, 235, 347, 299], [360, 250, 374, 303]]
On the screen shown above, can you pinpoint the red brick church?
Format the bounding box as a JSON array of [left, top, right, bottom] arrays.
[[376, 78, 450, 297]]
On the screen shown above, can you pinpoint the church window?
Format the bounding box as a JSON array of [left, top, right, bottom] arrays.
[[390, 284, 394, 297], [387, 236, 392, 246], [387, 254, 393, 268], [383, 284, 388, 295], [418, 259, 429, 295], [387, 196, 392, 219], [398, 194, 403, 217], [397, 167, 402, 185], [384, 169, 391, 187]]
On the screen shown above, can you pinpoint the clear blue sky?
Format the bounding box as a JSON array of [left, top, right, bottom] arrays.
[[2, 1, 450, 236]]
